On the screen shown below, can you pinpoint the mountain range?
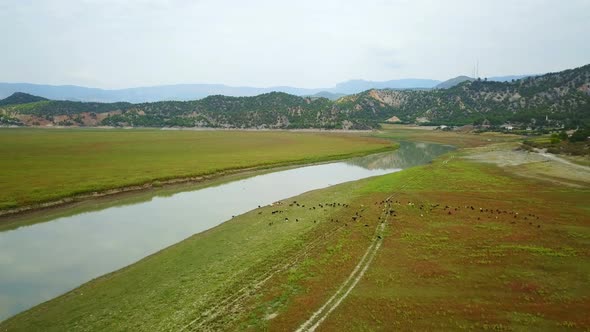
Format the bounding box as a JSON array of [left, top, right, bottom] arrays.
[[1, 65, 587, 129], [0, 76, 531, 103], [434, 74, 532, 89]]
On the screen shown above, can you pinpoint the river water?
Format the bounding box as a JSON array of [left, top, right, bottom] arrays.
[[0, 141, 453, 320]]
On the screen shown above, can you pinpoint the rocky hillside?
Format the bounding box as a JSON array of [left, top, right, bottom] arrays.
[[1, 64, 589, 129], [389, 64, 590, 126], [341, 64, 589, 127]]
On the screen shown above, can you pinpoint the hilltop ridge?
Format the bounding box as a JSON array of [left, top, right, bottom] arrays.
[[1, 64, 588, 129]]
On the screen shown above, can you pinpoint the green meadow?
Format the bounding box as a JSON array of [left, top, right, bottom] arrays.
[[3, 129, 589, 331], [0, 128, 394, 211]]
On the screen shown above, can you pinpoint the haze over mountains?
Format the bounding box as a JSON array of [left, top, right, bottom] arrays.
[[0, 75, 532, 103], [434, 74, 532, 89], [1, 64, 587, 130]]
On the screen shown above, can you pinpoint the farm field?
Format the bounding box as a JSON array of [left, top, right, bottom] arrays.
[[0, 128, 394, 212], [3, 129, 588, 331]]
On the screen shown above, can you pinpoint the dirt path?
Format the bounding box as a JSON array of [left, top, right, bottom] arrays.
[[294, 219, 387, 332], [536, 150, 590, 172], [463, 144, 590, 187], [294, 152, 442, 331], [179, 223, 347, 331]]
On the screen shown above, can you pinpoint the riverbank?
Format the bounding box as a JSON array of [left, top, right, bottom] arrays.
[[0, 145, 396, 219], [3, 132, 588, 330], [1, 141, 444, 323], [0, 128, 396, 217]]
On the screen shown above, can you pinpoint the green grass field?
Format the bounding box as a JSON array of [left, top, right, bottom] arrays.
[[0, 128, 394, 211], [3, 129, 588, 331]]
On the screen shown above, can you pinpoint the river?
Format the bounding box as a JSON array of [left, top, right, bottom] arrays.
[[0, 141, 453, 321]]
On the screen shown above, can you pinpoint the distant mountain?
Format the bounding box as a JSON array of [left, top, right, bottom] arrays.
[[0, 76, 540, 103], [434, 75, 538, 89], [330, 79, 440, 94], [0, 92, 48, 106], [0, 83, 296, 103], [0, 78, 441, 103], [435, 76, 475, 89], [436, 74, 536, 89], [306, 91, 346, 100], [488, 75, 533, 82], [2, 64, 587, 129]]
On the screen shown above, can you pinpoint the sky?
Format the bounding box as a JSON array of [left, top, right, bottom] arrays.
[[1, 0, 589, 89]]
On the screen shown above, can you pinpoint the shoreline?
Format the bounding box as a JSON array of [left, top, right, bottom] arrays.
[[0, 145, 397, 220], [0, 125, 377, 133]]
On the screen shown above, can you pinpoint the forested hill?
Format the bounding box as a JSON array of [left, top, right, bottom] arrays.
[[0, 92, 390, 129], [366, 64, 590, 127], [0, 92, 47, 106], [1, 64, 589, 129]]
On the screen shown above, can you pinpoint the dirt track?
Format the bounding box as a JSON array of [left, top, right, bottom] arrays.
[[463, 144, 590, 186]]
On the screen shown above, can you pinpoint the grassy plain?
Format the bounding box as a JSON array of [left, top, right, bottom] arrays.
[[376, 124, 521, 148], [274, 154, 590, 331], [0, 128, 394, 211], [2, 128, 589, 331]]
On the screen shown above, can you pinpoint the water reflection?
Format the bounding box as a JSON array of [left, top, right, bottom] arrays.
[[346, 141, 454, 170], [0, 141, 453, 321]]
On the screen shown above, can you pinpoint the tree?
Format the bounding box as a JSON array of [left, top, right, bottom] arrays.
[[569, 128, 590, 142]]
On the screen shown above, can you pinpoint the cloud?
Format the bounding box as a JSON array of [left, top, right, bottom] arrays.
[[0, 0, 588, 88]]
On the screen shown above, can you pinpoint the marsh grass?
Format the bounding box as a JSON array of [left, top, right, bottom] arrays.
[[0, 128, 393, 210]]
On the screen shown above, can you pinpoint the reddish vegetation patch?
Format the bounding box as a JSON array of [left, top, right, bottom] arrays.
[[526, 298, 590, 327], [410, 260, 449, 278], [508, 280, 542, 294]]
